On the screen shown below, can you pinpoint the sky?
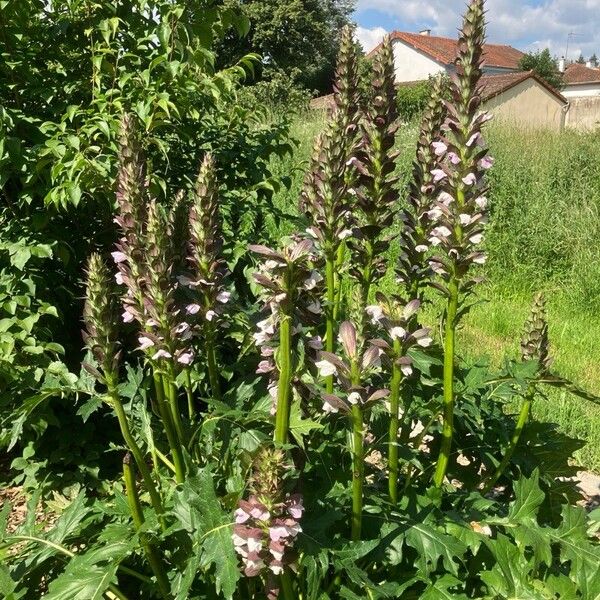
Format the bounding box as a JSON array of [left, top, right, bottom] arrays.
[[354, 0, 600, 61]]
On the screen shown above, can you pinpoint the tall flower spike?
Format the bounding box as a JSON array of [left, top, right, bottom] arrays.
[[333, 25, 361, 136], [431, 0, 492, 489], [82, 253, 120, 378], [397, 76, 447, 302], [521, 293, 552, 373], [349, 34, 400, 309], [168, 189, 191, 273]]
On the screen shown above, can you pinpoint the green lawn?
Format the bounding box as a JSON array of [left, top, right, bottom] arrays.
[[270, 111, 600, 471]]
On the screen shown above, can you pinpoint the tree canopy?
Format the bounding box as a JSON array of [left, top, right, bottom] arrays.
[[519, 49, 564, 90], [216, 0, 355, 92]]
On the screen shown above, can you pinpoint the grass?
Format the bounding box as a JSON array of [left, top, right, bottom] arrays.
[[269, 111, 600, 471]]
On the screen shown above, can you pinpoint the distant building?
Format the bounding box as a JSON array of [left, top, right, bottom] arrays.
[[366, 30, 524, 83], [561, 63, 600, 130]]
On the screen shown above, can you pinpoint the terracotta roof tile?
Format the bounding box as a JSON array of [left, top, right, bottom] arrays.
[[563, 63, 600, 85], [367, 32, 524, 70]]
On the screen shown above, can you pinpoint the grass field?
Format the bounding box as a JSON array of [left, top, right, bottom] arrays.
[[269, 112, 600, 471]]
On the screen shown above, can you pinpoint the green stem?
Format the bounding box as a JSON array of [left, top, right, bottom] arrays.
[[106, 376, 166, 531], [281, 570, 295, 600], [333, 242, 346, 321], [274, 314, 293, 444], [184, 368, 195, 420], [205, 327, 222, 402], [123, 455, 171, 600], [325, 254, 336, 394], [388, 339, 403, 504], [163, 369, 185, 444], [433, 277, 459, 488], [351, 402, 364, 541], [153, 371, 185, 484], [482, 384, 535, 494]]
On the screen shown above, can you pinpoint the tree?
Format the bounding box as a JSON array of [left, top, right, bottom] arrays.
[[576, 53, 586, 64], [518, 49, 564, 89], [590, 53, 599, 67], [216, 0, 355, 92]]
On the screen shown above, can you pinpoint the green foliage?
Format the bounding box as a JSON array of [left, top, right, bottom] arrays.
[[519, 49, 564, 89]]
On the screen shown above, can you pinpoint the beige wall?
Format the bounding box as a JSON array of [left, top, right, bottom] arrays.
[[484, 79, 566, 131], [565, 97, 600, 130], [392, 40, 446, 83]]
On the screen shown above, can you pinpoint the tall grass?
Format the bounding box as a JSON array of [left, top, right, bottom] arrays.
[[270, 113, 600, 470]]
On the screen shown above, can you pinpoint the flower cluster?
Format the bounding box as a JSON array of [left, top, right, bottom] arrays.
[[250, 239, 323, 412], [349, 35, 400, 297], [185, 153, 230, 327], [317, 321, 389, 414], [366, 293, 432, 376], [82, 253, 120, 379], [397, 76, 447, 300], [521, 292, 552, 373], [427, 0, 492, 294]]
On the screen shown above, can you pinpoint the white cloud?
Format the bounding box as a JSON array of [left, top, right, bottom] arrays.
[[356, 0, 600, 59], [356, 26, 388, 52]]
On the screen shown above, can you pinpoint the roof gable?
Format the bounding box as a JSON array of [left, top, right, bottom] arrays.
[[563, 63, 600, 86], [367, 32, 524, 70], [480, 71, 567, 105]]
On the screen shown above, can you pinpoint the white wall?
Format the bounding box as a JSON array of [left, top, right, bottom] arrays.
[[562, 84, 600, 98], [392, 40, 446, 83]]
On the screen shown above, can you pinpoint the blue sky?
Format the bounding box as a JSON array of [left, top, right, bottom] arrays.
[[354, 0, 600, 60]]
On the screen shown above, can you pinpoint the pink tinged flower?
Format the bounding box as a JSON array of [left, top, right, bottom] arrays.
[[111, 251, 127, 264], [401, 363, 413, 377], [473, 253, 487, 264], [428, 206, 443, 221], [479, 155, 494, 170], [429, 260, 446, 275], [432, 141, 448, 156], [269, 526, 292, 542], [316, 359, 337, 377], [307, 336, 323, 350], [448, 152, 461, 165], [366, 304, 384, 324], [306, 300, 321, 314], [186, 303, 201, 315], [122, 310, 134, 323], [268, 383, 278, 400], [475, 195, 488, 209], [205, 310, 217, 321], [338, 229, 353, 240], [177, 352, 194, 365], [459, 213, 472, 225], [152, 349, 172, 360], [431, 168, 447, 182], [216, 291, 231, 303], [115, 271, 124, 285], [257, 318, 276, 334], [348, 391, 361, 405], [287, 495, 304, 519], [462, 173, 477, 186], [415, 244, 428, 253], [138, 336, 155, 350], [256, 360, 274, 374], [250, 506, 270, 522], [439, 191, 454, 205], [469, 233, 483, 244], [466, 132, 481, 147], [403, 299, 420, 319], [235, 508, 251, 524], [390, 326, 406, 340], [417, 336, 432, 348], [175, 322, 190, 334]]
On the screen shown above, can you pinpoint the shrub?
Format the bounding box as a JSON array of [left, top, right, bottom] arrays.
[[2, 2, 599, 599]]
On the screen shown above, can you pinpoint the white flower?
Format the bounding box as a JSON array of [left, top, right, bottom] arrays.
[[438, 191, 454, 205], [115, 271, 124, 285], [366, 305, 384, 324], [462, 173, 477, 186], [138, 336, 155, 350], [348, 392, 361, 405], [306, 300, 322, 314], [479, 155, 494, 170], [304, 270, 323, 290], [415, 244, 428, 253], [338, 229, 353, 240], [152, 349, 172, 360], [265, 260, 279, 270], [122, 310, 134, 323], [307, 336, 323, 350], [447, 152, 461, 165], [111, 251, 127, 264], [417, 336, 432, 348], [475, 195, 488, 209], [205, 310, 217, 321], [400, 363, 413, 376], [469, 233, 483, 244], [216, 291, 231, 303], [177, 352, 194, 365], [322, 398, 339, 414], [270, 562, 284, 575], [459, 213, 472, 225], [305, 227, 319, 239], [473, 253, 487, 264], [432, 141, 447, 156], [257, 318, 275, 334], [428, 206, 443, 221], [175, 322, 190, 334], [431, 168, 447, 182], [390, 326, 406, 340], [186, 303, 201, 315], [315, 359, 337, 377]]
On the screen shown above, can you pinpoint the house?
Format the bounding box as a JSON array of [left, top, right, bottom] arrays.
[[479, 71, 568, 131], [561, 63, 600, 130], [366, 30, 525, 84]]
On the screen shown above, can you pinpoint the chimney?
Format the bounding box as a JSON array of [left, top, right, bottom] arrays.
[[558, 57, 566, 73], [586, 60, 592, 68], [419, 29, 431, 36]]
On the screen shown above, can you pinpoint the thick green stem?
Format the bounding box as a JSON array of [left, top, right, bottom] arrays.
[[351, 402, 364, 541], [274, 315, 293, 444], [281, 570, 295, 600], [184, 368, 195, 420], [387, 338, 403, 504], [325, 254, 336, 394], [333, 242, 346, 321], [153, 371, 185, 484], [163, 368, 185, 444], [482, 384, 535, 494], [105, 376, 166, 530], [433, 277, 459, 488], [123, 455, 171, 600], [205, 324, 222, 402]]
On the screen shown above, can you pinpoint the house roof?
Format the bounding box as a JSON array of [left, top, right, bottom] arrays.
[[367, 32, 524, 70], [563, 63, 600, 86], [479, 71, 568, 104]]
